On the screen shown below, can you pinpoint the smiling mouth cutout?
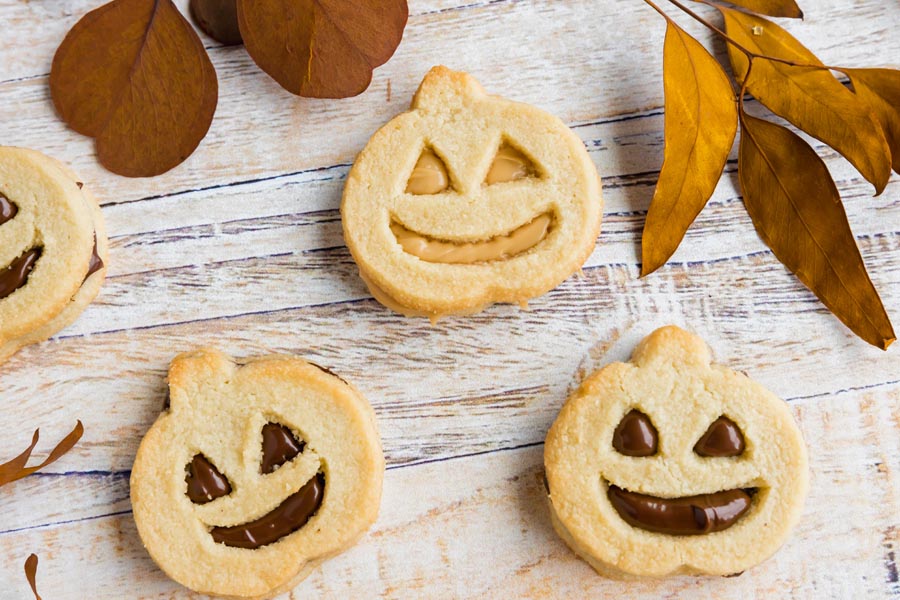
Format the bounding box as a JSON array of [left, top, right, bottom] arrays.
[[209, 473, 325, 549], [185, 423, 326, 550], [390, 213, 552, 264], [607, 485, 755, 535]]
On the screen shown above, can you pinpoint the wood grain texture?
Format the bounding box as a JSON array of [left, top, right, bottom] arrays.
[[1, 0, 899, 597]]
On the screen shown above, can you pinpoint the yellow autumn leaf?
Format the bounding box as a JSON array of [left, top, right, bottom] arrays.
[[722, 8, 892, 194], [715, 0, 802, 18], [846, 68, 900, 175], [642, 20, 738, 276], [739, 113, 895, 350]]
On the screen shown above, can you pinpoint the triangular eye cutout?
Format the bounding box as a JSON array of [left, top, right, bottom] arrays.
[[612, 409, 658, 457], [694, 416, 745, 457], [485, 143, 539, 185], [260, 423, 305, 474], [405, 148, 450, 195], [185, 454, 232, 504]]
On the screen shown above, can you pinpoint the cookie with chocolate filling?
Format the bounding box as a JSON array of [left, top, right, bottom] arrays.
[[0, 147, 108, 363], [341, 66, 602, 320], [131, 349, 384, 599], [544, 326, 808, 578]]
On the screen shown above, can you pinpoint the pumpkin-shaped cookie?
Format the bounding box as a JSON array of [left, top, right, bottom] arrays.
[[131, 349, 384, 599], [545, 326, 809, 577], [0, 146, 107, 363], [341, 66, 602, 319]]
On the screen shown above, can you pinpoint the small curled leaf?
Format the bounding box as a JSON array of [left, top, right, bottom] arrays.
[[24, 554, 41, 600], [0, 421, 84, 487], [236, 0, 409, 98], [642, 20, 738, 275], [50, 0, 218, 177], [722, 7, 892, 194], [716, 0, 803, 19], [846, 68, 900, 175], [738, 113, 895, 350]]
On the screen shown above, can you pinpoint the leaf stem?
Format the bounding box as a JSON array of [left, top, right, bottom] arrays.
[[642, 0, 674, 22], [658, 0, 842, 73], [738, 59, 753, 116], [663, 0, 754, 57]]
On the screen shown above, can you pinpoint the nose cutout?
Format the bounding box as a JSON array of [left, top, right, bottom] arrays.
[[260, 423, 305, 474], [694, 416, 745, 457], [406, 148, 450, 195], [612, 410, 659, 457]]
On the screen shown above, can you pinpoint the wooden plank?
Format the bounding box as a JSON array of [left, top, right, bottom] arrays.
[[0, 385, 896, 598], [0, 0, 897, 208], [2, 262, 899, 472], [2, 0, 899, 596]]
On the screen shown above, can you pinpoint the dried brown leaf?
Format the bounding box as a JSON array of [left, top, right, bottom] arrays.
[[237, 0, 409, 98], [846, 68, 900, 175], [642, 20, 738, 275], [722, 8, 892, 193], [24, 554, 41, 600], [716, 0, 803, 18], [739, 113, 895, 349], [0, 421, 84, 487], [51, 0, 218, 177]]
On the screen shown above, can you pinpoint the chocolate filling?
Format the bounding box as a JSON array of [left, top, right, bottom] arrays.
[[0, 193, 17, 225], [85, 233, 104, 281], [260, 423, 304, 474], [210, 473, 325, 549], [1, 190, 101, 294], [607, 485, 753, 535], [186, 454, 232, 504], [308, 361, 349, 384], [694, 416, 745, 457], [0, 248, 41, 299], [612, 410, 658, 457]]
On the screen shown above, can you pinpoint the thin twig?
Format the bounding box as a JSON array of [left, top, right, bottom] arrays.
[[642, 0, 674, 22], [658, 0, 842, 72]]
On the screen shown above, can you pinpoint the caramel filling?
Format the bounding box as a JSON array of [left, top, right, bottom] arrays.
[[486, 145, 535, 184], [406, 149, 449, 195], [391, 213, 551, 264], [358, 269, 432, 317], [607, 485, 753, 536]]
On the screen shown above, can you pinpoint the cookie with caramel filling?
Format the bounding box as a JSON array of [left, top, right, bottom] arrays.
[[544, 326, 809, 578], [131, 349, 384, 599], [0, 147, 107, 363], [341, 66, 602, 320]]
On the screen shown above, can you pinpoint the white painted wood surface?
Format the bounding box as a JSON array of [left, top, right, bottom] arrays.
[[1, 0, 899, 597]]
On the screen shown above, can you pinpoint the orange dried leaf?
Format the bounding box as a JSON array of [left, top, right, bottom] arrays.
[[721, 8, 892, 194], [846, 68, 900, 175], [717, 0, 803, 18], [236, 0, 408, 98], [738, 113, 895, 350], [50, 0, 218, 177], [24, 554, 41, 600], [0, 421, 84, 487], [642, 21, 738, 276]]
